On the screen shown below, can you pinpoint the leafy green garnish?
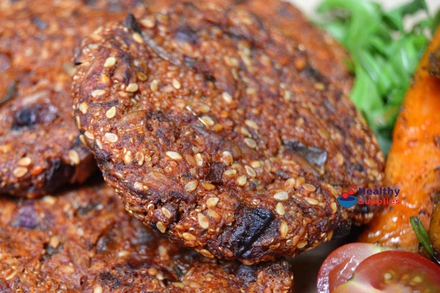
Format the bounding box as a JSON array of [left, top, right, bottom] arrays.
[[317, 0, 433, 154], [410, 216, 436, 260]]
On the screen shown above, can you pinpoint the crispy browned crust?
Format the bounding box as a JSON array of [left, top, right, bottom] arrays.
[[72, 2, 384, 263], [0, 180, 294, 292], [0, 0, 168, 198]]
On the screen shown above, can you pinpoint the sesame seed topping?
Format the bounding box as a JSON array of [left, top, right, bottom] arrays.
[[305, 197, 319, 205], [244, 138, 257, 148], [172, 79, 181, 89], [195, 153, 203, 166], [182, 232, 196, 241], [222, 92, 233, 103], [13, 167, 28, 178], [156, 222, 166, 233], [237, 175, 247, 186], [49, 235, 60, 248], [104, 132, 118, 143], [17, 157, 32, 167], [124, 151, 133, 164], [150, 79, 159, 92], [200, 115, 215, 126], [106, 106, 116, 119], [126, 83, 139, 92], [297, 241, 308, 249], [132, 32, 143, 43], [184, 180, 198, 192], [279, 221, 288, 239], [303, 183, 316, 192], [136, 152, 144, 165], [91, 89, 106, 97], [274, 191, 289, 201], [240, 126, 251, 137], [251, 160, 261, 168], [137, 72, 148, 81], [78, 102, 88, 114], [197, 213, 210, 229], [245, 119, 258, 129], [276, 202, 285, 215], [133, 182, 143, 190], [245, 165, 256, 178], [331, 202, 338, 214], [224, 169, 237, 176], [198, 249, 214, 258], [104, 57, 116, 67], [140, 16, 156, 28], [166, 151, 182, 160], [161, 207, 172, 218], [202, 182, 215, 191], [206, 197, 219, 207], [93, 284, 103, 293], [284, 90, 292, 101], [77, 228, 84, 236], [68, 150, 80, 165]]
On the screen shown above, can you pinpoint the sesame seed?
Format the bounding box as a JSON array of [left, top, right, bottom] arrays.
[[305, 197, 319, 205], [49, 235, 60, 249], [251, 161, 261, 168], [13, 167, 28, 178], [106, 106, 116, 119], [140, 16, 156, 28], [195, 153, 203, 166], [224, 169, 237, 176], [93, 284, 103, 293], [276, 202, 285, 215], [201, 115, 215, 126], [156, 221, 166, 233], [17, 157, 32, 167], [166, 151, 182, 160], [118, 250, 130, 257], [5, 270, 17, 281], [198, 104, 210, 114], [126, 83, 139, 92], [78, 102, 88, 114], [245, 165, 256, 178], [77, 228, 84, 236], [124, 151, 133, 164], [274, 191, 289, 201], [172, 79, 181, 89], [237, 175, 247, 186], [303, 183, 316, 192], [206, 197, 219, 208], [133, 182, 143, 190], [136, 152, 144, 165], [104, 57, 116, 67], [184, 180, 198, 192], [240, 126, 252, 137], [245, 119, 258, 129], [297, 241, 307, 249], [137, 72, 148, 81], [202, 182, 215, 191], [148, 267, 158, 276], [279, 221, 288, 239], [182, 232, 196, 241], [285, 178, 296, 188], [68, 150, 80, 165], [104, 132, 118, 143], [207, 209, 220, 219], [161, 207, 172, 218], [158, 245, 167, 257], [331, 202, 338, 214], [221, 151, 233, 166], [198, 249, 214, 258], [284, 90, 292, 101], [222, 92, 232, 103], [244, 138, 257, 148], [91, 89, 106, 97], [150, 79, 159, 92], [84, 131, 95, 140], [132, 32, 143, 43], [197, 213, 210, 229]]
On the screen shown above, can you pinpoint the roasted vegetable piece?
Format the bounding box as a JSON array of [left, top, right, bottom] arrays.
[[359, 26, 440, 251]]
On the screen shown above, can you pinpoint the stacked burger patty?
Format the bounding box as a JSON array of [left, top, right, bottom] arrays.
[[0, 0, 384, 292]]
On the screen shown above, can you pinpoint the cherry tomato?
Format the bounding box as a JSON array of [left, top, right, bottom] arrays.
[[317, 243, 440, 293], [317, 243, 388, 293]]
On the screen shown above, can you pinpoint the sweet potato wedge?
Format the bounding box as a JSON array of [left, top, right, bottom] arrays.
[[359, 26, 440, 251]]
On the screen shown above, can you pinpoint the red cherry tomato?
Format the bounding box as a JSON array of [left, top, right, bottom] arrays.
[[317, 243, 440, 293]]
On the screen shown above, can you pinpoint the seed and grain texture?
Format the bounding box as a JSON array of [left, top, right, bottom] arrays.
[[0, 0, 171, 198], [0, 180, 294, 292], [72, 2, 385, 263]]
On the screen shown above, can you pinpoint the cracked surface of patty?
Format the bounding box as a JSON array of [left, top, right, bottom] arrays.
[[0, 179, 294, 292], [72, 2, 385, 263]]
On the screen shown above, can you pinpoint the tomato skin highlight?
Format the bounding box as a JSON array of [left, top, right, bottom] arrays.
[[317, 243, 388, 293]]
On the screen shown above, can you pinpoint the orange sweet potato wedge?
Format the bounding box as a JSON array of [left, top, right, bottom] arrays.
[[359, 27, 440, 251]]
